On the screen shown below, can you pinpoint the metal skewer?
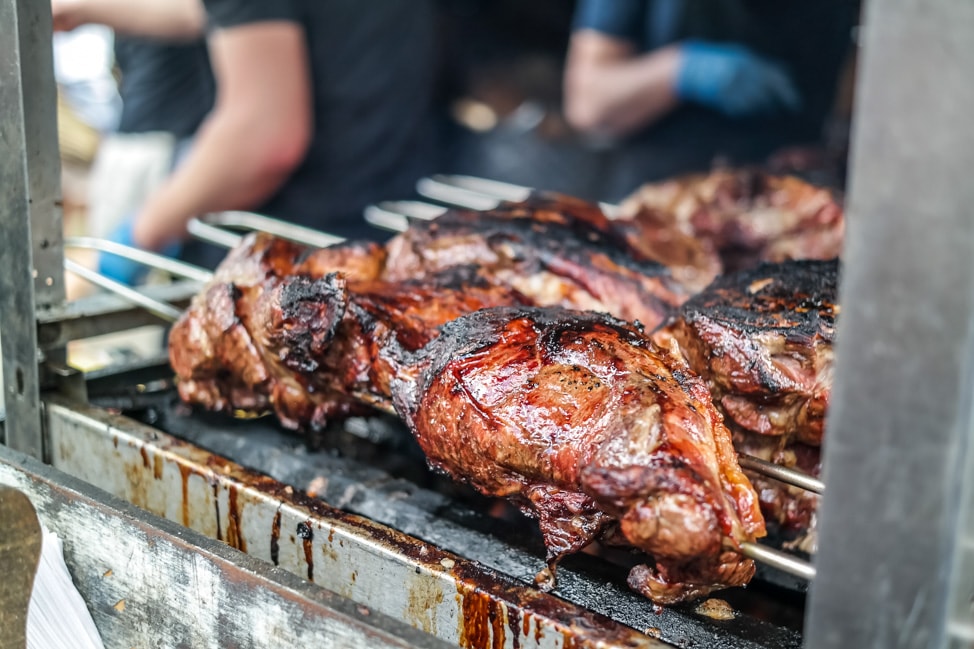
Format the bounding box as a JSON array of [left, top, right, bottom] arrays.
[[740, 542, 816, 580], [64, 259, 184, 323], [417, 174, 619, 216], [364, 201, 446, 232], [187, 218, 244, 249], [738, 455, 825, 494], [65, 237, 213, 282], [206, 211, 345, 248]]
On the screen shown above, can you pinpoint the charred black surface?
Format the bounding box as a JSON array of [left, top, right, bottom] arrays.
[[680, 259, 839, 343], [274, 274, 349, 374], [434, 201, 675, 280]]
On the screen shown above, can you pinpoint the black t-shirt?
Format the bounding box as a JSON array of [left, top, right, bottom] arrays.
[[573, 0, 858, 198], [202, 0, 436, 239], [114, 38, 215, 139]]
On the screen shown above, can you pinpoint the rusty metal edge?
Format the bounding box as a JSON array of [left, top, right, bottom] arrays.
[[44, 396, 669, 649], [0, 444, 454, 649]]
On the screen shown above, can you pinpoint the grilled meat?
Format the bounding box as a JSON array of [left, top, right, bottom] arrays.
[[170, 233, 526, 429], [656, 259, 838, 546], [658, 259, 838, 445], [169, 233, 385, 424], [612, 205, 724, 293], [619, 169, 844, 273], [390, 306, 766, 604], [734, 432, 821, 552], [171, 192, 690, 426], [383, 195, 688, 330]]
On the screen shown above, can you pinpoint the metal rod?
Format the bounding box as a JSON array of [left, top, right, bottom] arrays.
[[63, 260, 182, 323], [378, 201, 448, 220], [363, 205, 410, 233], [415, 177, 501, 210], [427, 174, 532, 202], [363, 201, 446, 233], [418, 174, 619, 216], [37, 281, 202, 350], [740, 541, 816, 581], [206, 211, 345, 248], [187, 218, 244, 249], [64, 237, 213, 283], [738, 454, 825, 495]]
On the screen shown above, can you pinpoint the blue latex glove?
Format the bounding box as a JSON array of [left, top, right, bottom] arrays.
[[675, 41, 802, 118], [98, 217, 182, 286]]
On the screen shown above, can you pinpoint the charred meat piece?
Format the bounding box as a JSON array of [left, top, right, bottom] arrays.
[[656, 259, 837, 546], [172, 271, 526, 430], [169, 233, 385, 423], [658, 259, 838, 446], [171, 269, 373, 430], [170, 233, 526, 429], [390, 306, 766, 604], [619, 169, 844, 272], [383, 195, 688, 330], [172, 194, 693, 425], [329, 269, 530, 413]]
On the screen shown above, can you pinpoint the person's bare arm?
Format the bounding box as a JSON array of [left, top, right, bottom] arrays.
[[563, 29, 682, 139], [132, 21, 312, 250], [51, 0, 205, 38]]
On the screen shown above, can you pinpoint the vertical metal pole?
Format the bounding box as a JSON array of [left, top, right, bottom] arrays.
[[805, 1, 974, 648], [0, 0, 66, 458]]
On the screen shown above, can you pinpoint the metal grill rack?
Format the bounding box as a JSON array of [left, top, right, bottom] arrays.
[[3, 0, 974, 647]]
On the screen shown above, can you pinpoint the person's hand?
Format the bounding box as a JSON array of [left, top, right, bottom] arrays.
[[97, 216, 183, 286], [675, 41, 802, 118], [50, 0, 87, 32]]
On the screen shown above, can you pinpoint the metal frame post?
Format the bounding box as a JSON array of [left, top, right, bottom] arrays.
[[805, 0, 974, 647], [0, 0, 67, 458]]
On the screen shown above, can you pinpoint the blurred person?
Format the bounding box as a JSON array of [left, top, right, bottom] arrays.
[[52, 0, 215, 255], [53, 24, 121, 136], [54, 0, 435, 284], [52, 24, 120, 233], [86, 36, 215, 243], [563, 0, 858, 201]]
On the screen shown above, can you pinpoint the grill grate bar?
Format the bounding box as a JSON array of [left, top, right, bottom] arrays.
[[741, 542, 815, 580]]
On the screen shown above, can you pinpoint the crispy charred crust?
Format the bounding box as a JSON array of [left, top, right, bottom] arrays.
[[662, 259, 838, 543], [385, 196, 688, 329], [271, 274, 348, 374], [431, 202, 675, 280], [681, 259, 839, 343]]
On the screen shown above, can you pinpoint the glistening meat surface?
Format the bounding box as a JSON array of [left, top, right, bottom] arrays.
[[390, 306, 766, 604]]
